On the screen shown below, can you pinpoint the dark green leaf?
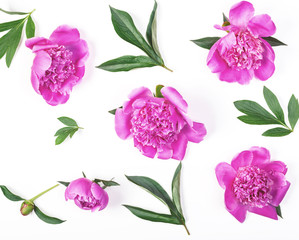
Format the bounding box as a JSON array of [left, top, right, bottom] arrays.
[[25, 15, 35, 38], [82, 171, 86, 178], [109, 6, 163, 65], [237, 115, 279, 125], [155, 85, 164, 98], [288, 95, 299, 130], [263, 86, 285, 124], [0, 19, 23, 32], [262, 127, 292, 137], [123, 205, 181, 224], [55, 132, 69, 145], [276, 205, 283, 219], [0, 8, 28, 15], [0, 185, 24, 201], [262, 37, 287, 47], [94, 178, 120, 187], [54, 127, 75, 137], [57, 117, 78, 127], [222, 13, 229, 23], [69, 128, 78, 138], [191, 37, 220, 50], [97, 55, 157, 72], [146, 1, 161, 57], [34, 206, 65, 224], [58, 181, 69, 187], [172, 163, 183, 215]]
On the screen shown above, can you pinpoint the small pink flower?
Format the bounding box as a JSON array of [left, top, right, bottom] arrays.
[[208, 1, 276, 84], [26, 25, 89, 106], [65, 178, 108, 212], [115, 86, 207, 160], [215, 147, 290, 222]]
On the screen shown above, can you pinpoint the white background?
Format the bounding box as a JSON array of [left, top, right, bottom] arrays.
[[0, 0, 298, 239]]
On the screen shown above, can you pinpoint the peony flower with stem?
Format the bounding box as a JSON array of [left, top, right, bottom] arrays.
[[113, 85, 207, 160], [215, 147, 290, 222], [25, 25, 89, 106]]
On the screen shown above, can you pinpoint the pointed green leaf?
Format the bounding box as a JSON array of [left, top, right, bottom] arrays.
[[109, 6, 163, 65], [94, 178, 120, 187], [58, 181, 69, 187], [0, 19, 23, 32], [262, 37, 287, 47], [276, 205, 283, 219], [146, 1, 161, 57], [34, 206, 65, 224], [288, 95, 299, 130], [155, 85, 164, 98], [191, 37, 221, 50], [0, 8, 28, 15], [57, 117, 78, 127], [262, 127, 292, 137], [123, 205, 181, 224], [25, 15, 35, 38], [55, 132, 69, 145], [97, 55, 158, 72], [54, 127, 74, 137], [171, 163, 183, 215], [263, 86, 285, 124], [0, 185, 24, 201], [237, 115, 279, 125], [222, 13, 229, 23]]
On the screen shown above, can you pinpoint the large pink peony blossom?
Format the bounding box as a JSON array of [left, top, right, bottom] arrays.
[[208, 1, 276, 84], [65, 178, 109, 212], [115, 86, 207, 160], [26, 25, 89, 106], [215, 147, 290, 222]]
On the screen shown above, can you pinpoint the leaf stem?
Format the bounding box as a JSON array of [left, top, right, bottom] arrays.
[[276, 119, 293, 132], [29, 184, 59, 203], [183, 222, 190, 235], [161, 65, 173, 72]]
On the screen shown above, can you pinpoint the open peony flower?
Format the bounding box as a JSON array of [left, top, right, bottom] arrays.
[[26, 25, 89, 106], [65, 178, 109, 212], [208, 1, 276, 84], [215, 147, 290, 222], [115, 86, 207, 160]]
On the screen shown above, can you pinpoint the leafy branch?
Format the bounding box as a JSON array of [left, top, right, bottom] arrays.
[[54, 117, 83, 145]]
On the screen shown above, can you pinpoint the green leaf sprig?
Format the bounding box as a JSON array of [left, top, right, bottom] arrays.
[[0, 8, 36, 67], [97, 2, 172, 72], [124, 163, 190, 235], [0, 184, 65, 224], [55, 117, 83, 145], [191, 13, 286, 49], [234, 86, 299, 137]]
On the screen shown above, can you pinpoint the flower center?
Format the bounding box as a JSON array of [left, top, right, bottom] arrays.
[[233, 166, 273, 208], [223, 31, 264, 71], [40, 45, 75, 93], [131, 100, 179, 150], [75, 195, 100, 209]]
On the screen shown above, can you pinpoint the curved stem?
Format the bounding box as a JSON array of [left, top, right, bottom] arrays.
[[183, 223, 190, 235], [29, 184, 59, 203], [161, 65, 173, 72]]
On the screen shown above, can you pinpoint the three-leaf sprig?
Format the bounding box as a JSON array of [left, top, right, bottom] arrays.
[[124, 163, 190, 235], [55, 117, 83, 145], [97, 1, 172, 72], [0, 8, 36, 67], [234, 86, 299, 137]]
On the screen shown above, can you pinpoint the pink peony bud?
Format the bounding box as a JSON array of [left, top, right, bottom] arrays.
[[20, 200, 34, 216]]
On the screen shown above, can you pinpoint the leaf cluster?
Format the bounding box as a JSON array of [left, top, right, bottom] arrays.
[[55, 117, 82, 145]]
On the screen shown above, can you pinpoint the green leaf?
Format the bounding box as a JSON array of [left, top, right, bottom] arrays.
[[262, 127, 292, 137], [288, 95, 299, 130], [0, 19, 23, 32], [262, 37, 287, 47], [69, 128, 78, 138], [191, 37, 220, 50], [0, 8, 28, 15], [25, 15, 35, 38], [237, 115, 279, 125], [94, 178, 120, 187], [34, 206, 65, 224], [222, 13, 229, 23], [54, 127, 75, 137], [0, 185, 24, 201], [109, 6, 163, 65], [57, 117, 78, 127], [58, 181, 69, 187], [263, 86, 285, 124], [155, 85, 164, 98], [97, 55, 157, 72], [55, 132, 69, 145], [123, 205, 181, 224], [172, 163, 183, 215], [146, 1, 161, 57], [276, 205, 283, 219]]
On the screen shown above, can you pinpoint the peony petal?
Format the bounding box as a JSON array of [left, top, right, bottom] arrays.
[[225, 187, 247, 223], [50, 92, 70, 106], [90, 182, 109, 211], [171, 134, 188, 160], [215, 162, 236, 189], [181, 122, 207, 143], [49, 25, 80, 45], [30, 71, 40, 94], [231, 150, 253, 171], [157, 145, 173, 160], [269, 172, 287, 189], [270, 181, 290, 206], [207, 42, 228, 73], [25, 37, 53, 50], [229, 1, 254, 27], [217, 32, 236, 56], [60, 75, 80, 94], [249, 205, 278, 220], [140, 145, 157, 158], [260, 38, 275, 62], [123, 87, 152, 113], [65, 178, 92, 200], [74, 66, 85, 80], [115, 108, 132, 140], [66, 39, 89, 67], [32, 51, 52, 78], [254, 54, 275, 81], [248, 14, 276, 37], [219, 67, 254, 84], [250, 147, 270, 166], [161, 87, 188, 113], [263, 161, 287, 175]]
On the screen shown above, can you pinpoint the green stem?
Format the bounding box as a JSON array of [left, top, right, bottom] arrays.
[[161, 65, 173, 72], [183, 223, 190, 235], [276, 119, 293, 132], [29, 184, 59, 203]]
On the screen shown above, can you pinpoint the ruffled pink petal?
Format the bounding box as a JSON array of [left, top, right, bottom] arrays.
[[65, 178, 92, 200], [140, 145, 157, 158], [115, 108, 132, 140], [215, 162, 236, 189], [25, 37, 53, 50], [74, 66, 85, 80], [254, 54, 275, 81], [66, 39, 89, 67], [270, 172, 287, 189], [231, 150, 253, 171], [157, 145, 173, 159], [181, 122, 206, 143], [171, 134, 188, 160], [225, 187, 247, 223], [30, 71, 40, 94], [60, 75, 80, 94], [217, 32, 236, 56], [32, 51, 52, 78], [219, 67, 254, 84], [248, 14, 276, 37], [229, 1, 254, 27], [261, 38, 275, 62], [161, 87, 188, 113], [90, 182, 109, 211], [49, 25, 80, 45], [250, 147, 270, 166], [263, 161, 287, 175], [270, 181, 290, 206], [207, 39, 228, 73], [248, 205, 278, 220], [123, 87, 152, 113]]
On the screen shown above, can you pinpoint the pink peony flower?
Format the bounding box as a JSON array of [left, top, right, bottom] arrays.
[[115, 86, 207, 160], [208, 1, 276, 84], [215, 147, 290, 222], [26, 25, 89, 106], [65, 178, 109, 212]]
